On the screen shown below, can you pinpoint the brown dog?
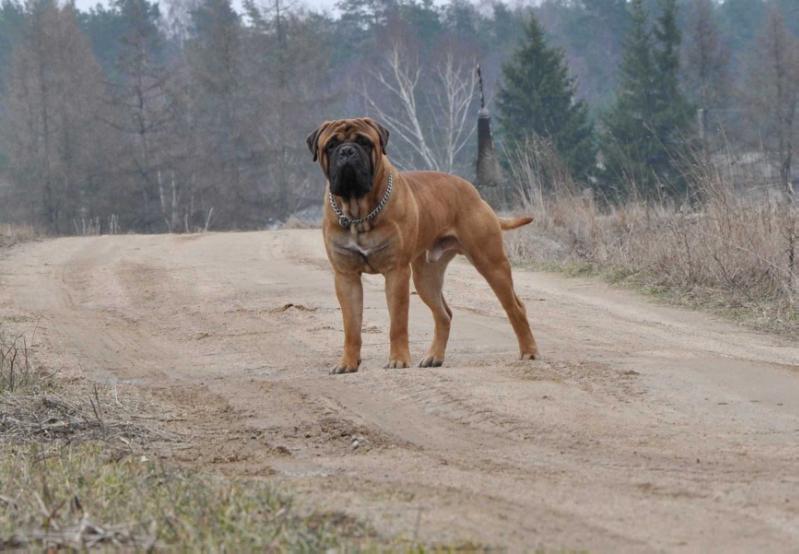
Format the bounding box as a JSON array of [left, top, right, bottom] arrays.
[[307, 117, 538, 374]]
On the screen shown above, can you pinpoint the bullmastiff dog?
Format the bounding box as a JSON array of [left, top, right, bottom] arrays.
[[306, 116, 539, 374]]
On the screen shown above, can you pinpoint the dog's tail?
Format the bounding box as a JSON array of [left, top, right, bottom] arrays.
[[498, 216, 534, 231]]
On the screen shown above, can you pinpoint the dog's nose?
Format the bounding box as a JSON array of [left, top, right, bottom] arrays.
[[339, 144, 356, 158]]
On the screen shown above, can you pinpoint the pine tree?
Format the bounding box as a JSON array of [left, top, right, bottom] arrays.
[[600, 0, 693, 199], [651, 0, 693, 188], [599, 0, 656, 197], [496, 13, 596, 183]]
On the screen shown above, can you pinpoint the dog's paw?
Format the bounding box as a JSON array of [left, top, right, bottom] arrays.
[[418, 355, 444, 368], [520, 350, 539, 361], [384, 359, 410, 369], [331, 358, 360, 375], [330, 364, 359, 374]]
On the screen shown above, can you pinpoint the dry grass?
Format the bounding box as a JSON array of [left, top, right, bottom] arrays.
[[504, 140, 798, 337], [0, 223, 38, 248], [0, 330, 38, 393], [0, 387, 171, 446]]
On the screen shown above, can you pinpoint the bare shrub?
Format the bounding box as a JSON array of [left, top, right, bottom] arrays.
[[0, 387, 171, 446], [505, 141, 798, 334], [0, 330, 35, 393], [506, 135, 579, 211]]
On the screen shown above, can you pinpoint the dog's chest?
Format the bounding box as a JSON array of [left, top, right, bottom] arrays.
[[329, 235, 394, 273]]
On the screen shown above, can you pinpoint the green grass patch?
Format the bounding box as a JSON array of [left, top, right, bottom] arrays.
[[0, 442, 372, 551]]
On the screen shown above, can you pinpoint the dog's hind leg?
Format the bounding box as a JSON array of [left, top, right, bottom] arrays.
[[412, 250, 456, 367], [459, 220, 539, 360]]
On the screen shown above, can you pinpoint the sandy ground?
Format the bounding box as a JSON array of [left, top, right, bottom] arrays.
[[1, 230, 798, 552]]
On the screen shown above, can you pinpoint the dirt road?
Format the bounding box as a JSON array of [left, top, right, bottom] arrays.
[[1, 230, 798, 551]]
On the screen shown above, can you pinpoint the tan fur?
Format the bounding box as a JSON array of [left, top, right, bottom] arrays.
[[499, 216, 534, 231], [311, 117, 538, 373]]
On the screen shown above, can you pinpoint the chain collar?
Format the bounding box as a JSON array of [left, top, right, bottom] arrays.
[[328, 173, 393, 230]]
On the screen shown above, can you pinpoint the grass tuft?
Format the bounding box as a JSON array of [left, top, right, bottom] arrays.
[[0, 442, 372, 551]]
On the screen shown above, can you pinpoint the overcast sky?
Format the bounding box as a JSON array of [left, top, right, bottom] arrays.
[[73, 0, 463, 15]]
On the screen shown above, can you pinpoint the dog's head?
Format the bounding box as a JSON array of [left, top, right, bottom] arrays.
[[306, 117, 390, 199]]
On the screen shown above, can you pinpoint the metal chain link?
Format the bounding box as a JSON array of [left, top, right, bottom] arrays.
[[328, 173, 393, 229]]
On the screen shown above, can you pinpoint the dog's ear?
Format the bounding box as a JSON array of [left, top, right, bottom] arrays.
[[363, 118, 389, 154], [306, 122, 329, 162]]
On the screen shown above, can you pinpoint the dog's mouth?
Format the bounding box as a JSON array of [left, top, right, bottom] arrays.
[[328, 148, 373, 199]]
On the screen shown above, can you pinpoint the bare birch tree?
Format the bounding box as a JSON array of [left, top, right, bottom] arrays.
[[363, 39, 478, 174]]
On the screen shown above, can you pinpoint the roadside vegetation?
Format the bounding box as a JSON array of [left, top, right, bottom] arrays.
[[504, 139, 798, 337], [0, 326, 379, 550], [1, 443, 369, 550]]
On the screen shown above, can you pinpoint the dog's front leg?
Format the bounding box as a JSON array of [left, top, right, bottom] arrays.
[[383, 265, 412, 368], [332, 271, 363, 374]]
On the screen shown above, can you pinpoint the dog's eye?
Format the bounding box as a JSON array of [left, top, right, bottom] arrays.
[[326, 139, 339, 150], [355, 136, 371, 148]]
